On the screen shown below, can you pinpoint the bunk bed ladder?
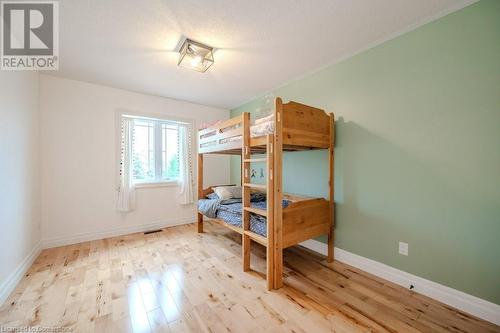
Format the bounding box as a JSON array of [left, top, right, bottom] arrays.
[[241, 112, 275, 290]]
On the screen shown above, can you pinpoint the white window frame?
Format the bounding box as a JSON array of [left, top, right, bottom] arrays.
[[115, 110, 194, 189]]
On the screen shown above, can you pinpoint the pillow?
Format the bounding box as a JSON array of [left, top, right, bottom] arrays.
[[206, 192, 219, 200], [213, 186, 242, 200]]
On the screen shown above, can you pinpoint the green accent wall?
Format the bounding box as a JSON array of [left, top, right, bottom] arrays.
[[230, 0, 500, 304]]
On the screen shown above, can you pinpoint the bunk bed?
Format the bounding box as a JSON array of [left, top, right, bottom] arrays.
[[197, 97, 335, 290]]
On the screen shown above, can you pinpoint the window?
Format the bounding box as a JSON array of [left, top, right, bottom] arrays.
[[122, 115, 182, 185]]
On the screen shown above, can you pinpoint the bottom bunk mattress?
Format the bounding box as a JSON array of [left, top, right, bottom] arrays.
[[198, 197, 290, 237]]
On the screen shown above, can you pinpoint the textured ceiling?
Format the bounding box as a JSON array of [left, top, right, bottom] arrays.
[[47, 0, 476, 108]]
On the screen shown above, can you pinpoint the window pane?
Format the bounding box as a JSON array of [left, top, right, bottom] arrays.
[[132, 120, 155, 182], [162, 124, 179, 180]]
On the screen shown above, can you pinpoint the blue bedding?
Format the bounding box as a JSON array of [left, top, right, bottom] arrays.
[[198, 196, 290, 237]]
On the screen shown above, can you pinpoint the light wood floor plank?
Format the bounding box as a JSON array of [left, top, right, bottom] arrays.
[[0, 221, 498, 333]]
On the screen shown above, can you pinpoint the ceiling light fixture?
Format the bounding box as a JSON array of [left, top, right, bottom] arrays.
[[178, 39, 214, 72]]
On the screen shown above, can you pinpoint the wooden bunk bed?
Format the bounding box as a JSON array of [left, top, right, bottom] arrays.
[[197, 97, 335, 290]]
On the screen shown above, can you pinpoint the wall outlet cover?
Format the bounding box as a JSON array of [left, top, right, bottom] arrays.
[[399, 241, 409, 256]]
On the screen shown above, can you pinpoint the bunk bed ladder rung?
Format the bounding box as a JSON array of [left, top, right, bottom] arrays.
[[244, 230, 267, 246], [243, 206, 267, 217], [243, 158, 266, 163], [243, 183, 266, 190]]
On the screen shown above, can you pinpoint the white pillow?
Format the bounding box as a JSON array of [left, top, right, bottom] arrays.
[[213, 186, 242, 200], [254, 113, 274, 125]]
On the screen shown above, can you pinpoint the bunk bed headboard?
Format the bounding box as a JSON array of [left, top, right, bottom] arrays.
[[277, 98, 331, 149]]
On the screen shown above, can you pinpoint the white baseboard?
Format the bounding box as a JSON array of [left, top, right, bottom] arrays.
[[0, 241, 42, 306], [299, 239, 500, 326], [42, 217, 195, 249]]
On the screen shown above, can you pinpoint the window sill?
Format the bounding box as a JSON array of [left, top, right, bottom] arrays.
[[134, 181, 178, 189]]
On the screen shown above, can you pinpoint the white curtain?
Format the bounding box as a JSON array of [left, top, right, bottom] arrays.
[[178, 124, 194, 204], [116, 117, 136, 212]]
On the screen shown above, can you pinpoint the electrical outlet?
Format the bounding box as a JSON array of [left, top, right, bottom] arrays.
[[399, 242, 409, 256]]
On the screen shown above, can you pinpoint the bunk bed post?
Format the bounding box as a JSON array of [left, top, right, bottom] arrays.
[[197, 153, 204, 233], [241, 112, 251, 271], [266, 134, 275, 290], [328, 113, 335, 262], [240, 156, 243, 185], [273, 98, 284, 289]]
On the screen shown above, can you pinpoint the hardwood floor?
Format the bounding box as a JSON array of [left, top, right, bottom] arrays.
[[0, 221, 498, 333]]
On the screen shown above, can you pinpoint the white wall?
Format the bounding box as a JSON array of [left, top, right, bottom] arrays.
[[0, 72, 41, 299], [40, 75, 230, 246]]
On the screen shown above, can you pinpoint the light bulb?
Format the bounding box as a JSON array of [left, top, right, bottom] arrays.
[[191, 55, 203, 67]]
